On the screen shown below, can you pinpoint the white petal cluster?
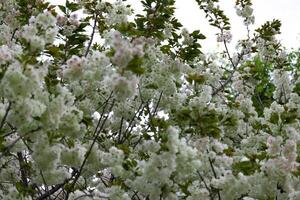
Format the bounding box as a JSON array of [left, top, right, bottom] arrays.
[[273, 69, 293, 102], [20, 11, 58, 51], [236, 5, 255, 25], [217, 31, 232, 43], [104, 0, 132, 26], [126, 127, 201, 199]]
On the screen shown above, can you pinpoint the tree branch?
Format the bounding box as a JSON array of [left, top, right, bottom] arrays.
[[0, 102, 11, 132], [84, 14, 98, 57], [64, 96, 115, 199]]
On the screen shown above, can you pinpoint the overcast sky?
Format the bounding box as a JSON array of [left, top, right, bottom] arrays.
[[49, 0, 300, 52], [175, 0, 300, 52]]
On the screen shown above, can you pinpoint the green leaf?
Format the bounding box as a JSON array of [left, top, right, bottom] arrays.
[[223, 147, 234, 157], [58, 5, 66, 14], [186, 73, 206, 84], [66, 1, 79, 12], [150, 118, 168, 130], [117, 144, 131, 155], [126, 56, 145, 75], [232, 160, 260, 175], [145, 83, 159, 89], [269, 112, 279, 124], [281, 109, 298, 124]]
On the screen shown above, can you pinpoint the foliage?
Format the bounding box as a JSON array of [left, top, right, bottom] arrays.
[[0, 0, 299, 199]]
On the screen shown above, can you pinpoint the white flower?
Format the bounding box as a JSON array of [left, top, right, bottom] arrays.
[[35, 11, 57, 30], [21, 24, 38, 40], [164, 23, 174, 39], [282, 140, 297, 161], [242, 5, 253, 18], [107, 186, 131, 200], [69, 13, 80, 27], [45, 26, 59, 43], [0, 45, 12, 64], [217, 31, 232, 43], [0, 66, 31, 99], [289, 191, 300, 200], [266, 136, 282, 156], [105, 0, 132, 26], [109, 74, 138, 100], [60, 145, 84, 167], [62, 55, 86, 79], [29, 35, 45, 51], [56, 15, 68, 26], [273, 69, 293, 102]]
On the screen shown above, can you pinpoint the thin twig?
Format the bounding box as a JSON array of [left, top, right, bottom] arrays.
[[207, 150, 221, 200], [223, 39, 235, 68], [64, 97, 115, 200], [0, 127, 41, 159], [117, 117, 124, 143], [120, 103, 145, 143], [36, 179, 70, 200], [132, 91, 163, 149], [131, 191, 141, 200], [84, 14, 98, 57], [2, 129, 17, 138], [0, 102, 11, 132], [153, 91, 163, 114], [197, 170, 213, 200], [40, 170, 50, 200], [10, 28, 18, 41]]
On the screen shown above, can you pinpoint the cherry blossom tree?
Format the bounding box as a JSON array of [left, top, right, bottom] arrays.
[[0, 0, 299, 199]]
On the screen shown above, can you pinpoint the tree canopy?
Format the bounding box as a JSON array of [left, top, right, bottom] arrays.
[[0, 0, 300, 199]]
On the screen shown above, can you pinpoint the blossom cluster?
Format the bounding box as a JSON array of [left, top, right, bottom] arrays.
[[0, 0, 299, 200]]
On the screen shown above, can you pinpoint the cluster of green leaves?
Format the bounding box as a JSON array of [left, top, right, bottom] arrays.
[[136, 0, 181, 39], [49, 1, 89, 62], [174, 107, 221, 138], [240, 57, 275, 116], [255, 19, 281, 41], [114, 0, 206, 62], [178, 30, 206, 62], [288, 51, 300, 95], [235, 0, 252, 6], [16, 0, 56, 25], [269, 107, 298, 126], [195, 0, 231, 30], [186, 72, 206, 85], [232, 160, 260, 176]]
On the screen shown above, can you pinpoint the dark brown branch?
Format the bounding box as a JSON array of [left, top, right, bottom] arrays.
[[17, 152, 29, 187], [84, 14, 98, 57], [0, 102, 11, 132], [132, 91, 163, 149], [120, 103, 145, 143], [0, 127, 41, 159], [36, 179, 70, 200], [207, 150, 221, 200], [64, 96, 115, 200], [197, 170, 213, 200], [117, 117, 124, 143], [11, 28, 18, 41], [39, 170, 49, 199], [3, 129, 17, 138]]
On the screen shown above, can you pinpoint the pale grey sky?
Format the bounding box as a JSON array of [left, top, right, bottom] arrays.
[[174, 0, 300, 51], [49, 0, 300, 52]]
